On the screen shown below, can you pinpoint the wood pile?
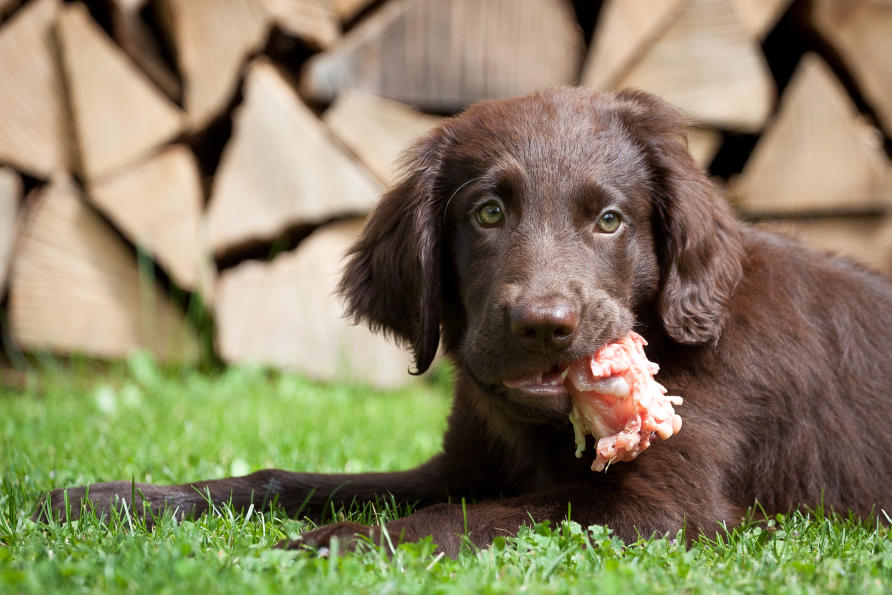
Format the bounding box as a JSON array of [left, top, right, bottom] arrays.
[[0, 0, 890, 386]]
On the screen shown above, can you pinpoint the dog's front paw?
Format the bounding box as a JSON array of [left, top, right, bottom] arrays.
[[32, 481, 163, 524], [32, 485, 89, 523], [278, 521, 374, 553]]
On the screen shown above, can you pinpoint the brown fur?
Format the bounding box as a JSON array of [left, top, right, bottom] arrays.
[[38, 88, 892, 556]]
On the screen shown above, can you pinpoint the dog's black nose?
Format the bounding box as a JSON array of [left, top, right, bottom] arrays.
[[510, 299, 579, 353]]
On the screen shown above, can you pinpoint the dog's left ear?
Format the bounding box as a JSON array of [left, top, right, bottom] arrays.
[[337, 129, 451, 374], [613, 89, 744, 345]]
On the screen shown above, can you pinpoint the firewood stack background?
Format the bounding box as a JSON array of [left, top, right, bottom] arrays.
[[1, 0, 890, 388]]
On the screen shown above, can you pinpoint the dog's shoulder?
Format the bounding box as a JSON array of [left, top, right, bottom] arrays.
[[737, 223, 891, 301]]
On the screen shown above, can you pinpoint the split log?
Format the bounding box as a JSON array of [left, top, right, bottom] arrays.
[[329, 0, 374, 21], [687, 127, 723, 170], [262, 0, 339, 49], [56, 3, 182, 180], [87, 145, 212, 294], [160, 0, 270, 130], [9, 178, 199, 362], [214, 219, 414, 389], [0, 166, 21, 295], [0, 0, 20, 20], [811, 0, 892, 136], [731, 0, 792, 39], [207, 59, 382, 257], [110, 0, 181, 101], [582, 0, 684, 91], [0, 0, 69, 178], [301, 0, 583, 111], [609, 0, 775, 132], [111, 0, 148, 11], [323, 90, 442, 186], [161, 0, 342, 128], [732, 54, 891, 216], [758, 215, 892, 275]]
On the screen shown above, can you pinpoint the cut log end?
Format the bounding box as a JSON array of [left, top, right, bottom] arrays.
[[214, 219, 415, 389], [57, 3, 182, 180], [323, 90, 442, 186], [733, 53, 892, 216], [0, 0, 69, 177], [87, 145, 212, 293], [9, 178, 199, 363], [608, 0, 776, 132], [301, 0, 584, 111], [207, 59, 382, 258]]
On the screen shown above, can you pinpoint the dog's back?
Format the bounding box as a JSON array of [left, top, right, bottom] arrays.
[[688, 227, 892, 519]]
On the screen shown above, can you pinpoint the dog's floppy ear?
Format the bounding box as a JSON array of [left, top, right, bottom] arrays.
[[337, 129, 451, 374], [613, 89, 744, 345]]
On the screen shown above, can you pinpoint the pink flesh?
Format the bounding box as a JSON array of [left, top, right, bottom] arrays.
[[566, 331, 683, 471]]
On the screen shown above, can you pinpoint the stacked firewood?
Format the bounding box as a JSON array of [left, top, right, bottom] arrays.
[[0, 0, 890, 387]]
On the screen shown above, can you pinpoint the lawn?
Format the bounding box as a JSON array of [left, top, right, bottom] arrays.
[[1, 355, 890, 593]]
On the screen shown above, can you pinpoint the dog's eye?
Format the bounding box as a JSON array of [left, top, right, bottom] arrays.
[[596, 211, 622, 234], [476, 201, 505, 228]]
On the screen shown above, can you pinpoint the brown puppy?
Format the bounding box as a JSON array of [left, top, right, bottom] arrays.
[[37, 88, 892, 555]]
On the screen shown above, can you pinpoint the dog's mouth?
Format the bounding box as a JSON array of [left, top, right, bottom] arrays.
[[495, 349, 631, 415], [502, 364, 570, 393], [498, 363, 573, 413]]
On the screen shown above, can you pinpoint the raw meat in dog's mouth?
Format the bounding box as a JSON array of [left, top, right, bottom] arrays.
[[566, 332, 683, 471]]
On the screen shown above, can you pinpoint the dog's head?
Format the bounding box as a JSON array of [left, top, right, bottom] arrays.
[[339, 88, 743, 419]]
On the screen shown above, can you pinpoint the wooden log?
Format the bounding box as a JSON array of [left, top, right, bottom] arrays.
[[207, 59, 382, 257], [161, 0, 341, 127], [582, 0, 684, 91], [687, 127, 723, 170], [611, 0, 775, 132], [758, 215, 892, 275], [731, 0, 792, 39], [160, 0, 270, 130], [111, 0, 148, 11], [0, 0, 20, 19], [328, 0, 374, 21], [732, 54, 891, 216], [56, 3, 182, 180], [9, 177, 199, 362], [811, 0, 892, 136], [214, 219, 415, 389], [0, 166, 21, 295], [87, 145, 212, 294], [262, 0, 339, 49], [0, 0, 69, 178], [110, 0, 181, 101], [323, 90, 442, 186], [300, 0, 583, 111]]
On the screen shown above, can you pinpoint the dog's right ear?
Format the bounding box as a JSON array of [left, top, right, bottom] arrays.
[[337, 129, 451, 375]]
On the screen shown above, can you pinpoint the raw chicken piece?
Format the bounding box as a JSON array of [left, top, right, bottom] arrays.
[[566, 331, 682, 471]]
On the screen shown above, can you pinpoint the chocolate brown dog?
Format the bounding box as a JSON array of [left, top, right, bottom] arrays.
[[38, 88, 892, 555]]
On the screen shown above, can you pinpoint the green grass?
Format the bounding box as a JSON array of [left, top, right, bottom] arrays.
[[1, 355, 890, 593]]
